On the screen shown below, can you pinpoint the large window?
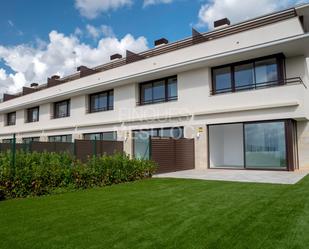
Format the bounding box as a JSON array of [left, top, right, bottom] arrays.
[[89, 90, 113, 113], [208, 121, 294, 170], [48, 135, 72, 143], [84, 131, 117, 141], [139, 76, 177, 105], [6, 112, 16, 126], [212, 54, 285, 94], [244, 122, 287, 169], [26, 106, 39, 123], [53, 100, 70, 119]]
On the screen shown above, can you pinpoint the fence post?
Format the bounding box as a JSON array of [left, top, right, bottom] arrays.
[[92, 137, 97, 157], [11, 133, 16, 172], [148, 136, 152, 160]]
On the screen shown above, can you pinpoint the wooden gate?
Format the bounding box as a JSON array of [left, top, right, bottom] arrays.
[[150, 137, 195, 174]]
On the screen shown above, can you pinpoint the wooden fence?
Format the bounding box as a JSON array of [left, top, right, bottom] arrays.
[[0, 140, 124, 162], [150, 137, 195, 173]]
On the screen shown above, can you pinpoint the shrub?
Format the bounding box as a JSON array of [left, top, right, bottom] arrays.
[[0, 151, 156, 199], [0, 187, 5, 201]]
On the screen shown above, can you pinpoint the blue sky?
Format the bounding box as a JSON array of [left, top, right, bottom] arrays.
[[0, 0, 201, 47], [0, 0, 307, 94]]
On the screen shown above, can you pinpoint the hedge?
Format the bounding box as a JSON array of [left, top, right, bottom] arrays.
[[0, 151, 156, 200]]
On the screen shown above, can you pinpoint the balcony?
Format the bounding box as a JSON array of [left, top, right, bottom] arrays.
[[210, 77, 307, 95]]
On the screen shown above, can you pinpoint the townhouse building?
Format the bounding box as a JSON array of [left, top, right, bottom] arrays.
[[1, 4, 309, 172]]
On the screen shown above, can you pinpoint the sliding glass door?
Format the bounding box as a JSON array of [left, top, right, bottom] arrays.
[[208, 120, 293, 170], [244, 121, 287, 169], [209, 124, 244, 168]]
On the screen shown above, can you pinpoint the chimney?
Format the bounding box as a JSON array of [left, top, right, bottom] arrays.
[[3, 93, 17, 102], [30, 83, 39, 88], [77, 65, 97, 78], [47, 75, 62, 88], [154, 38, 168, 47], [110, 53, 122, 61], [214, 18, 231, 29], [51, 75, 60, 80]]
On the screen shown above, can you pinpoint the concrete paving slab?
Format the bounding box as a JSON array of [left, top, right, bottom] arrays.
[[154, 169, 309, 184]]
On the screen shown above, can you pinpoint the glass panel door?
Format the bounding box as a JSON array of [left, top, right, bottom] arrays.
[[133, 131, 152, 160], [209, 124, 244, 168], [244, 121, 287, 169]]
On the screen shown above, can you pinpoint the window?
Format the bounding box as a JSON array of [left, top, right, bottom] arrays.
[[208, 121, 290, 170], [48, 135, 72, 143], [89, 90, 114, 113], [255, 58, 278, 84], [139, 76, 178, 105], [26, 107, 39, 123], [211, 54, 285, 94], [54, 100, 70, 118], [84, 131, 117, 141], [2, 139, 13, 143], [244, 122, 287, 169], [213, 67, 232, 93], [6, 112, 16, 126], [22, 137, 40, 144], [234, 63, 254, 89]]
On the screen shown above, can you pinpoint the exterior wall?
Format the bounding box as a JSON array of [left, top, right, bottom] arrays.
[[0, 17, 305, 113], [297, 121, 309, 169]]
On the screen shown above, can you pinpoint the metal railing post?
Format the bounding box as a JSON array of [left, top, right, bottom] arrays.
[[11, 133, 16, 172]]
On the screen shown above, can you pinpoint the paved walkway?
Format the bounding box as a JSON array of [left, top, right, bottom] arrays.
[[154, 169, 309, 184]]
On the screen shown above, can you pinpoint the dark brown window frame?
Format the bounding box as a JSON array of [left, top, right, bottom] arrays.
[[211, 53, 286, 95], [26, 106, 39, 123], [48, 134, 72, 142], [83, 131, 117, 140], [207, 119, 298, 171], [88, 89, 114, 113], [53, 99, 70, 119], [138, 76, 178, 106], [6, 112, 16, 126], [22, 137, 40, 144]]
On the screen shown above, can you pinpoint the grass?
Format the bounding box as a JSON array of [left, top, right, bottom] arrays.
[[1, 176, 309, 249]]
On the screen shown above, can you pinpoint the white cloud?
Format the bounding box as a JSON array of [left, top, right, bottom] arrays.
[[143, 0, 174, 7], [86, 24, 115, 40], [75, 0, 133, 19], [0, 30, 148, 94], [86, 24, 101, 39], [198, 0, 299, 29], [74, 27, 83, 37]]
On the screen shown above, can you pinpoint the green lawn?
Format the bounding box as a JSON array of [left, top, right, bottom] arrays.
[[1, 177, 309, 249]]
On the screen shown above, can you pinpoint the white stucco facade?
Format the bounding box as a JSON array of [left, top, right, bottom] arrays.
[[1, 5, 309, 170]]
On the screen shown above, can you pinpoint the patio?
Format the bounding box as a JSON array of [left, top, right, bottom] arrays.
[[154, 169, 309, 184]]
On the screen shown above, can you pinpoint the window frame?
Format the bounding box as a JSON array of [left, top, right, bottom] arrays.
[[211, 54, 285, 95], [139, 76, 178, 105], [48, 134, 72, 143], [83, 131, 117, 141], [22, 137, 40, 144], [89, 89, 114, 113], [26, 106, 40, 123], [53, 99, 70, 119], [207, 119, 297, 171], [6, 112, 16, 126]]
